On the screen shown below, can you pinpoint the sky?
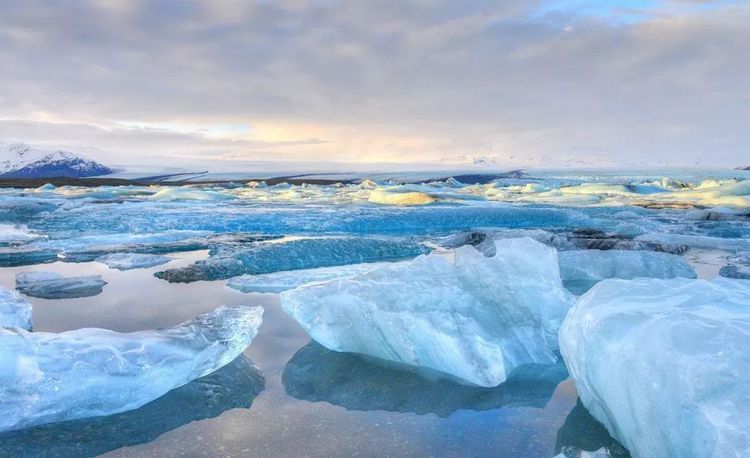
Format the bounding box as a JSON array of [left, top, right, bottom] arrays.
[[0, 0, 747, 171]]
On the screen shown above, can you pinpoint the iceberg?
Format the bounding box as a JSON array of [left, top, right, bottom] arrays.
[[720, 253, 750, 280], [0, 287, 32, 330], [15, 271, 107, 299], [558, 250, 696, 294], [156, 237, 430, 283], [96, 252, 171, 270], [0, 355, 264, 457], [559, 277, 750, 458], [0, 305, 263, 432], [227, 262, 391, 293], [281, 238, 574, 387]]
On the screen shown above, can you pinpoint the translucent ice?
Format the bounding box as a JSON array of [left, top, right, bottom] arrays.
[[281, 238, 574, 387], [559, 277, 750, 457], [96, 252, 171, 270], [0, 287, 32, 330], [157, 237, 430, 283], [558, 250, 696, 294], [227, 262, 391, 293], [0, 305, 263, 432], [15, 271, 107, 299]]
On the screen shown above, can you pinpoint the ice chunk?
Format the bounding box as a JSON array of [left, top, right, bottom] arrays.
[[559, 277, 750, 457], [558, 250, 696, 294], [0, 224, 40, 244], [282, 342, 567, 417], [635, 233, 749, 252], [0, 355, 264, 457], [720, 253, 750, 280], [281, 238, 575, 387], [96, 252, 171, 270], [368, 189, 436, 205], [227, 262, 391, 293], [0, 305, 263, 432], [15, 271, 107, 299], [156, 237, 430, 283], [554, 446, 613, 458], [0, 287, 32, 330]]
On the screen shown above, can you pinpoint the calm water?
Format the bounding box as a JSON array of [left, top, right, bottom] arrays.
[[0, 250, 644, 458]]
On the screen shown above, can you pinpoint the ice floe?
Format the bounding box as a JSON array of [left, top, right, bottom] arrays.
[[559, 277, 750, 457], [0, 287, 32, 330], [281, 238, 574, 387], [96, 252, 171, 270], [0, 305, 263, 432], [558, 250, 696, 294], [15, 271, 107, 299], [227, 262, 391, 293]]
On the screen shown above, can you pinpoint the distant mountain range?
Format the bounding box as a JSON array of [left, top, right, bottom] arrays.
[[737, 165, 750, 171], [0, 143, 114, 178]]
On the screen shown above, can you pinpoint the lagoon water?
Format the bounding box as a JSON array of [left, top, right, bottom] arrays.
[[0, 169, 748, 457]]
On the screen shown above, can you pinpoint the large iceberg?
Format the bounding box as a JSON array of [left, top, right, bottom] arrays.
[[0, 305, 263, 432], [0, 287, 32, 330], [558, 250, 696, 294], [15, 271, 107, 299], [281, 238, 574, 387], [96, 252, 171, 270], [157, 237, 430, 283], [559, 277, 750, 457]]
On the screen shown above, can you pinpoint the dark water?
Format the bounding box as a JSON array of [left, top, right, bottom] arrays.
[[0, 252, 629, 458]]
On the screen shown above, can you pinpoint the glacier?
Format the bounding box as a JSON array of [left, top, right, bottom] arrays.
[[281, 238, 575, 387], [15, 271, 107, 299], [156, 237, 430, 283], [0, 305, 263, 432], [0, 287, 32, 330], [96, 252, 172, 270], [558, 250, 697, 294], [559, 277, 750, 458]]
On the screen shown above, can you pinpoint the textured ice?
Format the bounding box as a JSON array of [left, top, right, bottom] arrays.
[[554, 447, 613, 458], [96, 252, 171, 270], [0, 356, 264, 457], [635, 233, 749, 252], [281, 238, 574, 387], [0, 224, 40, 244], [156, 237, 430, 283], [16, 271, 107, 299], [0, 287, 32, 330], [558, 250, 696, 294], [227, 262, 391, 293], [720, 254, 750, 280], [0, 305, 263, 432], [559, 277, 750, 458]]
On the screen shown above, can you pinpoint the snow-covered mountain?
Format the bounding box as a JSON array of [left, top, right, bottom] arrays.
[[0, 143, 114, 178]]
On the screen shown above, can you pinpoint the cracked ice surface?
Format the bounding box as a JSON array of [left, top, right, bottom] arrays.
[[0, 305, 263, 432], [281, 238, 575, 387], [559, 277, 750, 458]]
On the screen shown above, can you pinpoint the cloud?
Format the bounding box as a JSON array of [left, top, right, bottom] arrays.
[[0, 0, 747, 169]]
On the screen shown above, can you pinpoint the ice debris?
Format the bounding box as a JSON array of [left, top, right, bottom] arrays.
[[15, 271, 107, 299], [0, 305, 263, 432], [559, 277, 750, 457], [281, 238, 575, 387]]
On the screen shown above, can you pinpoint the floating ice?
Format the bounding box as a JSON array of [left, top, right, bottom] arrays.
[[0, 287, 32, 330], [0, 224, 40, 244], [635, 233, 750, 252], [720, 254, 750, 280], [0, 355, 264, 457], [559, 277, 750, 457], [0, 305, 263, 432], [281, 238, 574, 387], [227, 262, 391, 293], [157, 237, 430, 283], [558, 250, 696, 294], [96, 252, 171, 270], [368, 189, 436, 206], [15, 271, 107, 299]]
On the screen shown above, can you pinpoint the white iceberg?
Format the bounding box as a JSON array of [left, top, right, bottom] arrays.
[[559, 277, 750, 458], [16, 271, 107, 299], [281, 238, 574, 387], [558, 250, 696, 294], [96, 252, 171, 270], [0, 287, 32, 330], [0, 305, 263, 432], [226, 262, 392, 293]]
